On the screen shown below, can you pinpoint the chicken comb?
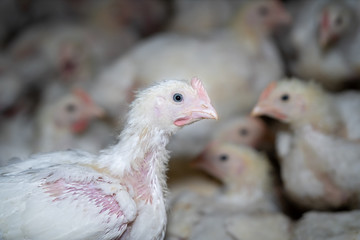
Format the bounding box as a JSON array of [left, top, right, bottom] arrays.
[[259, 81, 277, 102], [73, 88, 93, 105], [191, 77, 210, 102], [321, 9, 330, 31]]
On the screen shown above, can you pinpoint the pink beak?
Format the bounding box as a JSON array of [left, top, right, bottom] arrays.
[[251, 103, 288, 122], [174, 102, 218, 127]]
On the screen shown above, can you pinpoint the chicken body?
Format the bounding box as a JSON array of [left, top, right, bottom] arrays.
[[169, 0, 243, 36], [194, 143, 278, 214], [293, 210, 360, 240], [285, 0, 360, 90], [252, 79, 360, 209], [0, 78, 218, 240]]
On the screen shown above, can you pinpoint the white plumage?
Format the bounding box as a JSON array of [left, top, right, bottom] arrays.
[[0, 78, 218, 240], [252, 78, 360, 209]]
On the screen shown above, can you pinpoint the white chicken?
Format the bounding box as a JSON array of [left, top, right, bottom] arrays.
[[293, 210, 360, 240], [252, 78, 360, 210], [34, 89, 106, 154], [167, 142, 283, 240], [168, 0, 243, 36], [0, 89, 106, 165], [0, 78, 218, 240], [285, 0, 360, 90], [193, 143, 279, 214], [186, 211, 292, 240], [91, 0, 289, 157], [206, 115, 274, 152]]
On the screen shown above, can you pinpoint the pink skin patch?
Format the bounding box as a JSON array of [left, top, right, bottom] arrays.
[[44, 178, 125, 221], [123, 153, 154, 204]]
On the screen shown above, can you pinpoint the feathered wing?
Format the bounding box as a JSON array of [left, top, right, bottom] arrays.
[[0, 151, 137, 240]]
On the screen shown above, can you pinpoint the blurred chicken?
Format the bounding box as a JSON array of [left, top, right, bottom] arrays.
[[166, 191, 209, 240], [84, 0, 170, 38], [284, 0, 360, 90], [0, 72, 25, 113], [167, 142, 286, 240], [224, 213, 292, 240], [0, 78, 218, 240], [293, 210, 360, 240], [185, 212, 292, 240], [91, 0, 290, 157], [193, 143, 279, 213], [252, 78, 360, 209], [7, 23, 134, 83], [207, 115, 274, 151], [0, 88, 108, 164], [0, 111, 34, 164], [34, 89, 105, 153], [169, 0, 243, 36], [0, 0, 85, 49]]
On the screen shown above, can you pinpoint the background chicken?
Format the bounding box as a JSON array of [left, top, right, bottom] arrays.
[[280, 0, 360, 90], [167, 143, 285, 240], [183, 211, 292, 240], [0, 78, 217, 240], [207, 116, 272, 150], [168, 0, 243, 36], [293, 210, 360, 240], [34, 89, 106, 154], [252, 78, 360, 210], [0, 89, 107, 165], [193, 143, 279, 213]]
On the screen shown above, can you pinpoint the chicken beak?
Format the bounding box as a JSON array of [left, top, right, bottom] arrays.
[[273, 1, 292, 26], [251, 104, 266, 117], [190, 152, 205, 169], [276, 10, 291, 26], [192, 103, 219, 121], [88, 105, 106, 118], [319, 29, 337, 50], [190, 142, 215, 169], [251, 102, 287, 121], [174, 102, 218, 127]]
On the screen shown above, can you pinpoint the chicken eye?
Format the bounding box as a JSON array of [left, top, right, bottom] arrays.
[[280, 94, 290, 102], [219, 154, 228, 161], [335, 17, 343, 26], [65, 103, 77, 113], [239, 128, 248, 136], [173, 93, 183, 102], [258, 6, 269, 17]]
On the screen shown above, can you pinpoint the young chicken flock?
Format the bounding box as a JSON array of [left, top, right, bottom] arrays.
[[1, 0, 360, 239]]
